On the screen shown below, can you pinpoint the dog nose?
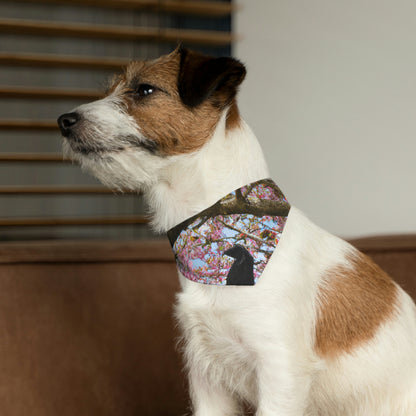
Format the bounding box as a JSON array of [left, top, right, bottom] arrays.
[[57, 112, 80, 136]]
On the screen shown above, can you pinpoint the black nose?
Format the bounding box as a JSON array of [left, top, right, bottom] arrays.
[[57, 112, 80, 136]]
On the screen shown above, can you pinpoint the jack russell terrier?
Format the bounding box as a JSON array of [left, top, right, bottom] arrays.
[[58, 47, 416, 416]]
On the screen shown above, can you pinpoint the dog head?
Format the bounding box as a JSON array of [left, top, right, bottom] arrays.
[[58, 47, 246, 191]]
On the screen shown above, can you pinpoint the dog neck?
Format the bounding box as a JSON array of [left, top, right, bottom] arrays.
[[145, 111, 270, 233]]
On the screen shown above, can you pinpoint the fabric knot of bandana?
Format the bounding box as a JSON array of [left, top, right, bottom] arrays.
[[167, 179, 290, 286]]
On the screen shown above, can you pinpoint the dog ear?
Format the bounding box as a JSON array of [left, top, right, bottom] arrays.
[[178, 48, 246, 108]]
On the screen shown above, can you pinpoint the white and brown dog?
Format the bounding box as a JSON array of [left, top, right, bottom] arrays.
[[58, 48, 416, 415]]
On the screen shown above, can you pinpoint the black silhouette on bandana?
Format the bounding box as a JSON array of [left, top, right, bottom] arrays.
[[224, 245, 255, 286]]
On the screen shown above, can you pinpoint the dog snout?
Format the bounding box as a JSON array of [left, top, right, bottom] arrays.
[[57, 112, 80, 137]]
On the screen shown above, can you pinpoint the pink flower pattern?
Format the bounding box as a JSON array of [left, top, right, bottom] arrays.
[[168, 179, 290, 285]]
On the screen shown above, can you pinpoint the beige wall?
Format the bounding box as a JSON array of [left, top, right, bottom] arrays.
[[234, 0, 416, 238]]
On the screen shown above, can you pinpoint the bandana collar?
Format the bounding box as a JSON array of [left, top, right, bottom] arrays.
[[167, 179, 290, 286]]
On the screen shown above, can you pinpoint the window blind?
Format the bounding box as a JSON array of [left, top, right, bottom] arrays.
[[0, 0, 234, 240]]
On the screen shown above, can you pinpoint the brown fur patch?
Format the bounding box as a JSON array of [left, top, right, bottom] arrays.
[[108, 50, 224, 156], [315, 251, 398, 358], [226, 99, 241, 130]]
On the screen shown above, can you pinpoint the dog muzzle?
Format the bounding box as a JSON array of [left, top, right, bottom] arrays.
[[167, 179, 290, 286]]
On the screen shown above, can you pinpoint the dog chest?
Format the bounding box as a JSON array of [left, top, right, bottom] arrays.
[[175, 295, 257, 396]]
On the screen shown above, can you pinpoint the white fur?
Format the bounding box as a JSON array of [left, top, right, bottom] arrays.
[[63, 89, 167, 191], [64, 96, 416, 415], [145, 113, 269, 232]]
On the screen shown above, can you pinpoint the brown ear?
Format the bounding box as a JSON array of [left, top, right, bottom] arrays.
[[178, 48, 246, 108]]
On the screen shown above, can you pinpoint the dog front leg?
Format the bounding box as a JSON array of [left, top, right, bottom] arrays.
[[188, 368, 241, 416], [254, 350, 312, 416]]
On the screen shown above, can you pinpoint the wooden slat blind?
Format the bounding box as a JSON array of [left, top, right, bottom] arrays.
[[0, 186, 134, 194], [0, 87, 102, 101], [0, 18, 235, 47], [0, 120, 58, 130], [0, 53, 129, 70], [0, 216, 148, 227], [0, 153, 63, 162], [10, 0, 234, 17], [0, 0, 234, 239]]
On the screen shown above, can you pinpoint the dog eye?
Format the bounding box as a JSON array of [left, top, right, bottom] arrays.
[[134, 84, 156, 98]]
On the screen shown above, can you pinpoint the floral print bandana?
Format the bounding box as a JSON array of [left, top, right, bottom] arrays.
[[167, 179, 290, 286]]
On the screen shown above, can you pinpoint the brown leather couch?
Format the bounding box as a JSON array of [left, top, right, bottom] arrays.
[[0, 236, 415, 416]]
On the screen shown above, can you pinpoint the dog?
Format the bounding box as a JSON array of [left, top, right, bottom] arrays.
[[58, 47, 416, 415]]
